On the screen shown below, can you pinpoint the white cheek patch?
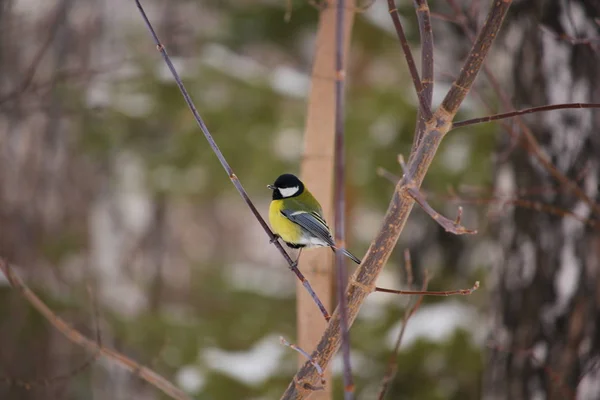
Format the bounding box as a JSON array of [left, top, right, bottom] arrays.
[[279, 186, 299, 198]]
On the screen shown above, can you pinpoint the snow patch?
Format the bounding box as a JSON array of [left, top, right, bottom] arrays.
[[202, 335, 285, 385], [385, 301, 479, 349]]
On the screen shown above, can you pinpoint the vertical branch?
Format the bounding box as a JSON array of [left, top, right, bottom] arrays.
[[410, 0, 434, 153], [333, 0, 354, 397], [387, 0, 432, 120]]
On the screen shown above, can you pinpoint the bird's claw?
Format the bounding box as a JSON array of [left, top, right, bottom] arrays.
[[270, 234, 280, 244]]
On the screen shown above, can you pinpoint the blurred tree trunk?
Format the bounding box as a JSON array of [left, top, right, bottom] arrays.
[[484, 1, 600, 399], [297, 1, 354, 398]]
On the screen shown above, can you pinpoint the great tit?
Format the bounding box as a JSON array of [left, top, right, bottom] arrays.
[[268, 173, 361, 265]]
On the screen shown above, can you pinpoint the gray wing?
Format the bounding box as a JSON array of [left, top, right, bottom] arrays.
[[281, 210, 335, 246]]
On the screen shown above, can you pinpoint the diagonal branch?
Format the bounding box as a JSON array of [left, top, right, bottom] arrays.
[[440, 0, 512, 115], [0, 259, 191, 400], [387, 0, 433, 120], [411, 0, 435, 151], [280, 337, 326, 387], [280, 1, 511, 398], [399, 154, 476, 235], [452, 103, 600, 128], [133, 0, 330, 322], [407, 187, 477, 234]]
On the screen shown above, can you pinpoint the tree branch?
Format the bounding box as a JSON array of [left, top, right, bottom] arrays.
[[280, 337, 326, 387], [334, 0, 354, 397], [0, 259, 191, 400], [410, 0, 435, 151], [133, 0, 330, 322], [452, 103, 600, 128], [387, 0, 433, 120], [375, 280, 480, 296]]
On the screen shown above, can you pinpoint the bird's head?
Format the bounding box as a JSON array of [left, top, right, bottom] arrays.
[[267, 174, 304, 199]]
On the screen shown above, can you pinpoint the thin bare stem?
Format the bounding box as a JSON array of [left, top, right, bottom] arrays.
[[334, 0, 354, 396], [387, 0, 433, 120], [411, 0, 435, 151], [398, 154, 476, 235], [133, 0, 330, 322], [0, 259, 191, 400], [375, 280, 480, 296], [452, 103, 600, 128], [408, 187, 477, 234], [379, 167, 599, 229], [377, 270, 429, 400], [280, 337, 326, 386]]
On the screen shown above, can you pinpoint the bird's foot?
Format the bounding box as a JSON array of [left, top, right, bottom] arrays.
[[270, 234, 280, 244]]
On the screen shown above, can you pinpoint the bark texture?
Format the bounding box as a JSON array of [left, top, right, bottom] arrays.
[[485, 1, 600, 399]]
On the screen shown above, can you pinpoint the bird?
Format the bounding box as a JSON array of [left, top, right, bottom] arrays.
[[267, 173, 361, 265]]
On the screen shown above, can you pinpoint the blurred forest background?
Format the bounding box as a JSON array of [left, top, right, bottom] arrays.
[[1, 0, 598, 399]]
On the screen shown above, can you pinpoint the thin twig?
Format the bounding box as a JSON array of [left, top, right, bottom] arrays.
[[387, 0, 432, 120], [398, 154, 476, 235], [408, 187, 477, 234], [280, 337, 326, 387], [379, 167, 599, 230], [0, 259, 191, 400], [452, 103, 600, 128], [375, 280, 480, 296], [377, 269, 429, 400], [334, 0, 354, 397], [133, 0, 330, 322], [410, 0, 435, 151]]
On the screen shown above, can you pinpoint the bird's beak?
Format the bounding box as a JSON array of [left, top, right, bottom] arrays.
[[267, 185, 275, 190]]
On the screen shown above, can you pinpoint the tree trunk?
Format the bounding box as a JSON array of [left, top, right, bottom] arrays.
[[484, 1, 600, 399]]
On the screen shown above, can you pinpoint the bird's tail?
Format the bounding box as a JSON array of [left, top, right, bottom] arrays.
[[332, 247, 362, 264]]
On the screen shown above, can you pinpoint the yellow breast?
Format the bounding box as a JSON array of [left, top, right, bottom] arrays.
[[269, 200, 302, 244]]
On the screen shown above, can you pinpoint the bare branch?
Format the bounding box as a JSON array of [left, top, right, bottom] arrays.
[[280, 337, 326, 387], [0, 259, 191, 400], [441, 0, 512, 115], [375, 280, 480, 296], [408, 187, 477, 235], [133, 0, 330, 322], [410, 0, 435, 151], [334, 0, 355, 397], [387, 0, 433, 120], [452, 103, 600, 128]]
